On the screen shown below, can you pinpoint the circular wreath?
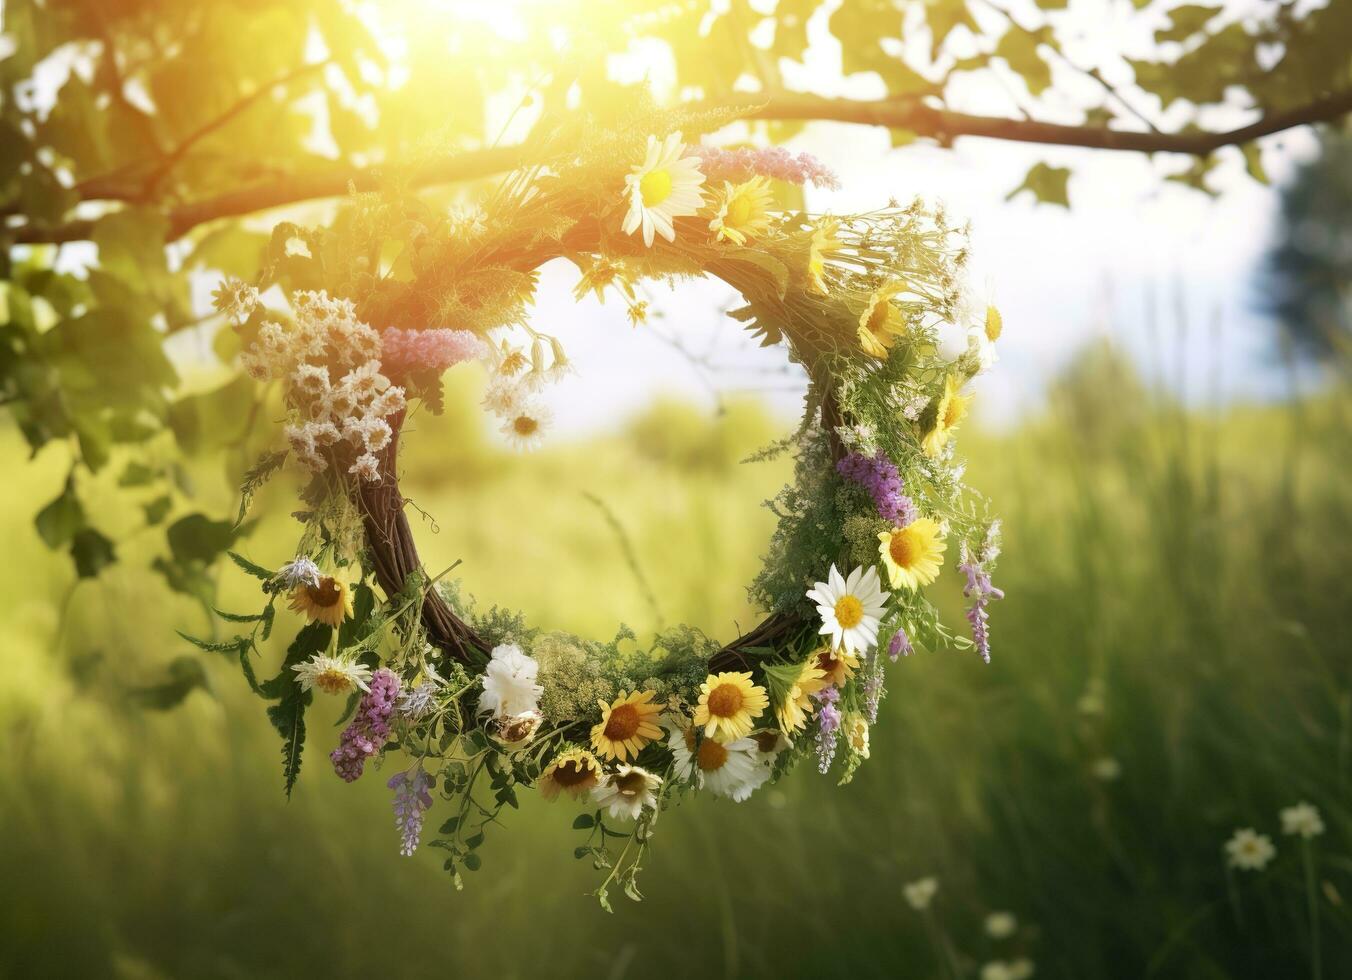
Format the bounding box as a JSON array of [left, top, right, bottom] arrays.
[[202, 109, 1005, 903]]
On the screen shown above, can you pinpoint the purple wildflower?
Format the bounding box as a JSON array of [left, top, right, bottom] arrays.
[[837, 451, 918, 527], [697, 145, 841, 190], [814, 686, 841, 773], [887, 627, 913, 662], [957, 555, 1004, 665], [379, 328, 487, 380], [388, 768, 434, 856], [331, 668, 401, 782]]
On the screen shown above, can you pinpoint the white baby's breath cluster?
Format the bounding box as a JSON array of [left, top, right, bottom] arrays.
[[239, 290, 406, 482], [211, 275, 260, 326]]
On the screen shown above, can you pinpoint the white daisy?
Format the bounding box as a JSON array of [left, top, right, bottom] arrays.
[[292, 653, 372, 695], [806, 564, 890, 655], [477, 643, 543, 719], [591, 764, 662, 820], [1280, 801, 1325, 839], [500, 399, 552, 452], [903, 876, 939, 910], [482, 375, 526, 416], [1225, 828, 1276, 871], [621, 131, 706, 247], [348, 452, 381, 482]]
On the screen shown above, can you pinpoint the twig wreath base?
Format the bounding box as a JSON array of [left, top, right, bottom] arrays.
[[198, 106, 1005, 904]]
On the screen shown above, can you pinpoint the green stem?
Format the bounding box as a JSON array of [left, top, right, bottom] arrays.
[[1304, 840, 1321, 980]]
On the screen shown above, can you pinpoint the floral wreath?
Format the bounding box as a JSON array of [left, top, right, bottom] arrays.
[[198, 107, 1005, 906]]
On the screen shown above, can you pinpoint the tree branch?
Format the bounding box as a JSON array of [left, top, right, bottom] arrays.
[[10, 89, 1351, 245]]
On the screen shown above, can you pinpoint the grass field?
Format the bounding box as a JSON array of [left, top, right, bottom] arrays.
[[1, 347, 1347, 979]]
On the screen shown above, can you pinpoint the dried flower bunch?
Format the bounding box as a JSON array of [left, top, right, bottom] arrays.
[[200, 106, 1004, 907]]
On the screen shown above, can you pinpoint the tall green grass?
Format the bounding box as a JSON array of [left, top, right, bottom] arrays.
[[1, 351, 1347, 979]]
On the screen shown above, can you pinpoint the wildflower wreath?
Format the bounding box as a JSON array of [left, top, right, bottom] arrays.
[[199, 106, 1005, 905]]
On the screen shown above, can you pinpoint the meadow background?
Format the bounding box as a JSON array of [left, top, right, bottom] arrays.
[[1, 337, 1347, 979]]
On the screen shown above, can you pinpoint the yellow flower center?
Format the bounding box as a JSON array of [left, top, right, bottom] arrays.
[[834, 594, 864, 629], [315, 668, 350, 695], [512, 415, 539, 436], [603, 703, 640, 741], [639, 168, 673, 207], [613, 770, 648, 798], [832, 592, 865, 629], [706, 682, 745, 718], [889, 530, 919, 569], [307, 577, 342, 608], [985, 305, 1003, 342], [697, 738, 728, 772], [725, 193, 753, 228]]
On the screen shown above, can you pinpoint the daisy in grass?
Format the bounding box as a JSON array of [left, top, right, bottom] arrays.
[[708, 176, 774, 245], [776, 658, 828, 735], [922, 374, 971, 457], [807, 564, 890, 655], [478, 643, 543, 720], [857, 280, 908, 358], [814, 646, 860, 688], [878, 517, 947, 590], [622, 132, 706, 247], [591, 689, 664, 762], [293, 653, 372, 695], [806, 216, 843, 295], [539, 747, 602, 801], [695, 671, 770, 742], [500, 399, 552, 452], [1225, 828, 1276, 871], [592, 765, 662, 820], [1280, 801, 1325, 838], [288, 574, 354, 627]]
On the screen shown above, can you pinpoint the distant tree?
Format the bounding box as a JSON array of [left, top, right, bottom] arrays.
[[1263, 130, 1352, 361]]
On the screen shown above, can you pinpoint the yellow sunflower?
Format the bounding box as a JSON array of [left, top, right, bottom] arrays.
[[806, 217, 843, 295], [775, 658, 828, 735], [539, 747, 601, 801], [814, 646, 861, 688], [288, 575, 354, 627], [709, 176, 774, 245], [878, 517, 947, 590], [694, 671, 769, 742], [922, 374, 971, 457], [857, 280, 908, 358], [591, 689, 664, 761]]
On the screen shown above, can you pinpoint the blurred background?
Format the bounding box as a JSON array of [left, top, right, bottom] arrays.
[[1, 1, 1349, 978]]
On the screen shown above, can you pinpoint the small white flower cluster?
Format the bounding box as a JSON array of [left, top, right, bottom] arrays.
[[480, 335, 569, 452], [1225, 801, 1325, 873], [477, 643, 545, 745], [211, 275, 260, 326], [239, 290, 406, 482]]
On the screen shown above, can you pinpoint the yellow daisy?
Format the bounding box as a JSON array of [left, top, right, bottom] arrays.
[[591, 689, 664, 762], [846, 713, 870, 758], [538, 747, 601, 801], [709, 176, 774, 245], [878, 517, 947, 590], [814, 646, 861, 688], [806, 216, 843, 295], [922, 374, 971, 457], [857, 280, 908, 358], [694, 671, 769, 742], [776, 658, 828, 735], [622, 131, 706, 247], [287, 574, 354, 627], [572, 256, 636, 305]]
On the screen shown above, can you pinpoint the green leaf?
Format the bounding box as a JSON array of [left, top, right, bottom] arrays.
[[1155, 4, 1222, 44], [461, 853, 481, 872], [35, 476, 85, 549], [70, 528, 116, 578], [142, 495, 173, 526], [572, 813, 595, 830], [995, 28, 1053, 97], [439, 816, 461, 834], [167, 513, 239, 565], [262, 623, 329, 797], [127, 656, 211, 711], [168, 375, 259, 456], [1005, 162, 1071, 207], [228, 550, 274, 581]]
